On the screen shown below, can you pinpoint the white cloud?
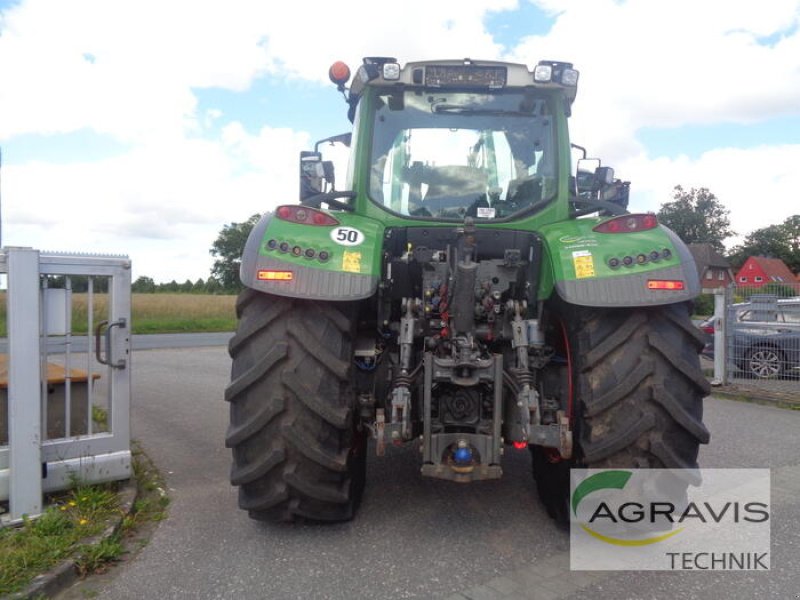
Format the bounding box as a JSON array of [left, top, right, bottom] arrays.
[[4, 0, 798, 149], [512, 0, 800, 155], [509, 0, 800, 248], [619, 144, 800, 247], [0, 0, 519, 282], [1, 0, 799, 285], [255, 0, 518, 83], [1, 3, 192, 142], [0, 0, 518, 143], [2, 125, 310, 282]]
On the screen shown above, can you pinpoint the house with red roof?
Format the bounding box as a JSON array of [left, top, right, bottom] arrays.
[[687, 244, 735, 292], [735, 256, 798, 289]]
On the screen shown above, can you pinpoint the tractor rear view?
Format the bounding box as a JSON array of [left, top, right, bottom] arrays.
[[225, 57, 710, 523]]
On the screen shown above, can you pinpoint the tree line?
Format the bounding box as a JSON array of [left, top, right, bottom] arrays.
[[131, 276, 227, 294], [133, 214, 261, 295], [657, 186, 799, 273]]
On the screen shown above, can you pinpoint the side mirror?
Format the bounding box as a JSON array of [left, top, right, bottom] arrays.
[[572, 150, 630, 213], [595, 166, 614, 185], [322, 160, 335, 189], [575, 159, 616, 196], [300, 133, 350, 201], [300, 151, 325, 200], [575, 158, 600, 196]]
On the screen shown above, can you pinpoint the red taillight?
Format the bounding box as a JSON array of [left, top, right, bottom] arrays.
[[257, 270, 293, 281], [512, 441, 528, 450], [275, 205, 339, 226], [647, 279, 685, 291], [701, 325, 714, 335], [593, 213, 658, 234]]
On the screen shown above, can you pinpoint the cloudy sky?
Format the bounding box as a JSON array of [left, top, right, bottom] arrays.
[[1, 0, 798, 283]]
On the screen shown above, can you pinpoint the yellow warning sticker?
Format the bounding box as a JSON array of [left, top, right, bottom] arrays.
[[342, 250, 362, 273], [572, 250, 595, 279]]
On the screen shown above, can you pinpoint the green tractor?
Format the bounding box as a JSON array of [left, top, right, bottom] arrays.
[[225, 57, 710, 523]]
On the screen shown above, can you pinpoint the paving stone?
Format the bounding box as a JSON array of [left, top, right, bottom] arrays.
[[537, 576, 582, 596], [556, 570, 604, 588], [516, 585, 560, 600], [537, 553, 570, 571], [485, 576, 521, 595], [530, 560, 567, 579], [510, 567, 544, 588], [512, 572, 576, 600], [462, 584, 503, 600]]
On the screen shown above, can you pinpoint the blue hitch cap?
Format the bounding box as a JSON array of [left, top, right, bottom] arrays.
[[453, 446, 473, 465]]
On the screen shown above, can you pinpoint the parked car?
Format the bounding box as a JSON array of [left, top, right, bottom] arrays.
[[698, 316, 715, 358], [697, 296, 800, 379]]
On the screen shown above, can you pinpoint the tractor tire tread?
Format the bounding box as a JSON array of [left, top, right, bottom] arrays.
[[225, 291, 365, 523]]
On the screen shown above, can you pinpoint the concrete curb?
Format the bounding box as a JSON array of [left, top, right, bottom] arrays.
[[710, 384, 800, 410], [8, 478, 138, 600]]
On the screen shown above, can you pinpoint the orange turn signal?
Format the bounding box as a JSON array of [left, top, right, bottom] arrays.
[[647, 279, 685, 290], [258, 270, 293, 281]]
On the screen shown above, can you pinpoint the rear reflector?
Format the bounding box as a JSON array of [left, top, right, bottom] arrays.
[[258, 270, 294, 281], [512, 441, 528, 450], [647, 279, 685, 290]]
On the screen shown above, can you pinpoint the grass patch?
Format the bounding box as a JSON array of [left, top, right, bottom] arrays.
[[75, 536, 124, 577], [0, 484, 122, 595], [91, 406, 109, 432], [129, 294, 237, 334], [0, 292, 237, 336], [125, 443, 170, 530], [0, 443, 170, 596]]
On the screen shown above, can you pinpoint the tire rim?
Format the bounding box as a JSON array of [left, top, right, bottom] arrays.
[[749, 348, 781, 378]]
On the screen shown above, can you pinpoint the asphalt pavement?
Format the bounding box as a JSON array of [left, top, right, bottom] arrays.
[[55, 345, 800, 599]]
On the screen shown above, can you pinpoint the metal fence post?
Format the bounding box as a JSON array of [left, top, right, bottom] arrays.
[[7, 247, 43, 521], [109, 260, 132, 448], [712, 287, 727, 386]]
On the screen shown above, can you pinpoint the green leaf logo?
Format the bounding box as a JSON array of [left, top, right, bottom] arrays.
[[572, 470, 684, 546], [572, 470, 632, 516]]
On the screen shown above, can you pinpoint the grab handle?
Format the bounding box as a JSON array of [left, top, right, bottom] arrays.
[[95, 318, 127, 369]]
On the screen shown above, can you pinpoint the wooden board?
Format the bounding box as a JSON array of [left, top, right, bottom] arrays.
[[0, 354, 100, 388]]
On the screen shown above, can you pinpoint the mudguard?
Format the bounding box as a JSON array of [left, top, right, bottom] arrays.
[[538, 219, 700, 307], [239, 211, 383, 301]]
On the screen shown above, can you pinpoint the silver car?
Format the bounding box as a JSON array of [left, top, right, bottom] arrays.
[[700, 296, 800, 379]]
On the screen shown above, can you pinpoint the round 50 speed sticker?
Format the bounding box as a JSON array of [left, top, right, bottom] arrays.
[[330, 226, 364, 246]]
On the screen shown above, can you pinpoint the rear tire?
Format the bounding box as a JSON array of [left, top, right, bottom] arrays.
[[533, 302, 711, 524], [225, 289, 366, 522], [530, 446, 570, 528]]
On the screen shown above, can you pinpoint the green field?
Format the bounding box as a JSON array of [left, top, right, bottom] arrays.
[[0, 293, 238, 336]]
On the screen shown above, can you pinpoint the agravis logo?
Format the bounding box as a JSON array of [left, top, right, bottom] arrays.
[[570, 469, 772, 571], [571, 470, 684, 546]]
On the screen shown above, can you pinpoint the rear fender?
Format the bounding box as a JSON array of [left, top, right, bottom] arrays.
[[538, 219, 700, 307], [240, 211, 383, 300]]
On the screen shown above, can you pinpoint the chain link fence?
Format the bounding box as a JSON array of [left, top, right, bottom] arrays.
[[704, 285, 800, 399]]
